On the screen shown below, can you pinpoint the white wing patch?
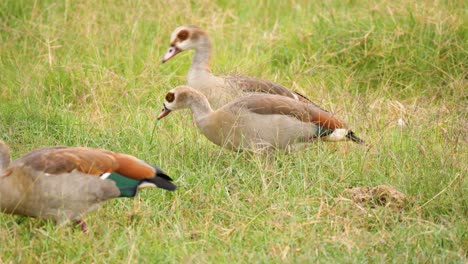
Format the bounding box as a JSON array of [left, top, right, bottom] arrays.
[[137, 182, 157, 189], [328, 128, 348, 141], [100, 172, 111, 180]]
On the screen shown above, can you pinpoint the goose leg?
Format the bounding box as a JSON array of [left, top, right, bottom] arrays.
[[76, 220, 88, 233]]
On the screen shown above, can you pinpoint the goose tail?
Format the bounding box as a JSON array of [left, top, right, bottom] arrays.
[[346, 131, 366, 145]]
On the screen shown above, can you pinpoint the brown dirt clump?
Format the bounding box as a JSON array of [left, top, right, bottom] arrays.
[[341, 185, 407, 210]]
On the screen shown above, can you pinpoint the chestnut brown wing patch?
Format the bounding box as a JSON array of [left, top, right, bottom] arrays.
[[113, 153, 155, 180], [241, 95, 347, 130], [13, 147, 155, 180], [14, 147, 118, 175]]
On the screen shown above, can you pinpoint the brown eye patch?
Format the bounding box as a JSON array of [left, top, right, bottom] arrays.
[[177, 30, 189, 41], [165, 92, 175, 102]]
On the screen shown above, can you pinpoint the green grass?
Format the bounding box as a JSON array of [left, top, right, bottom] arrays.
[[0, 0, 466, 262]]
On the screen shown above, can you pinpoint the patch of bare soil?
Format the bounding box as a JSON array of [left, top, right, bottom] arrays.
[[340, 185, 408, 210]]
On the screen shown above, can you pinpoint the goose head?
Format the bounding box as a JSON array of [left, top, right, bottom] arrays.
[[162, 25, 210, 63], [157, 86, 210, 120]]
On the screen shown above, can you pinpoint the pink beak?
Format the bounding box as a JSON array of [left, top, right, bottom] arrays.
[[157, 104, 172, 120], [162, 46, 181, 63]]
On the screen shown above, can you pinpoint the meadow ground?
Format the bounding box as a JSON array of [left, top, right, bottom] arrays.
[[0, 0, 466, 263]]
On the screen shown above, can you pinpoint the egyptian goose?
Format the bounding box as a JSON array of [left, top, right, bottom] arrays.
[[162, 25, 313, 110], [0, 141, 176, 232], [157, 86, 365, 151]]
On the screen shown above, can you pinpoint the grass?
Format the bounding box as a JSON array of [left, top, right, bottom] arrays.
[[0, 0, 466, 262]]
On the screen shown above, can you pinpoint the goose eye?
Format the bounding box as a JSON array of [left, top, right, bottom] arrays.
[[165, 92, 175, 102], [177, 30, 189, 41]]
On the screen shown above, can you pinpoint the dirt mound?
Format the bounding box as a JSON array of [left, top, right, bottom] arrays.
[[341, 185, 407, 209]]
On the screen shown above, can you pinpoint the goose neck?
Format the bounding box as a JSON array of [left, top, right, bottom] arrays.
[[188, 94, 213, 121], [190, 38, 212, 73]]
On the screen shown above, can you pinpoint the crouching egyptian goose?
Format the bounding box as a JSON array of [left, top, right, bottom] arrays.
[[162, 25, 313, 110], [0, 141, 176, 232], [157, 86, 365, 152]]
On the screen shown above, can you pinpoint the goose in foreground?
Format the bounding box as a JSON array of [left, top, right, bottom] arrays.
[[157, 86, 365, 152], [162, 25, 314, 110], [0, 141, 176, 232]]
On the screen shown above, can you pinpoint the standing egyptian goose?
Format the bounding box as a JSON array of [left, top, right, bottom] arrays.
[[158, 86, 365, 151], [0, 141, 176, 232], [162, 25, 313, 110]]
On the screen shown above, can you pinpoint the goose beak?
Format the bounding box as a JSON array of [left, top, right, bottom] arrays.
[[162, 46, 181, 63], [157, 104, 172, 120]]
